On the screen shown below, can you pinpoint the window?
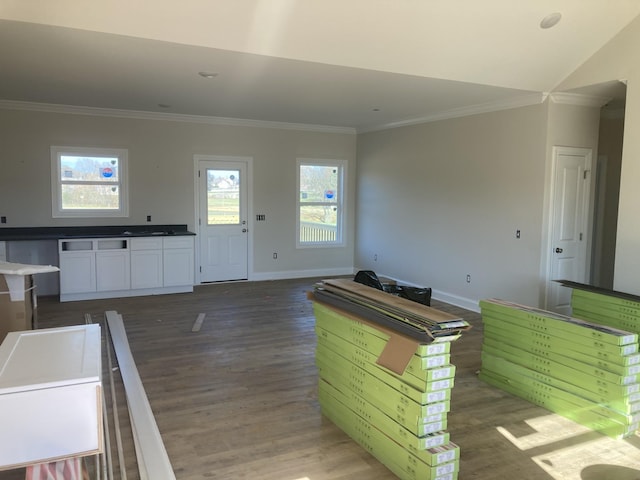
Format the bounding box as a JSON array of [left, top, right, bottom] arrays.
[[297, 159, 345, 247], [51, 146, 129, 218]]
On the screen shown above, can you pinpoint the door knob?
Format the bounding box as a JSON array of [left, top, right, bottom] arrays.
[[555, 247, 563, 253], [242, 228, 247, 233]]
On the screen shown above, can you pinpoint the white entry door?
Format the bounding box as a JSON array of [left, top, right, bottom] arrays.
[[197, 157, 249, 282], [546, 147, 592, 314]]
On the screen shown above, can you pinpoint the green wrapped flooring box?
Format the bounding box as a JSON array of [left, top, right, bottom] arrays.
[[317, 326, 453, 392], [482, 336, 638, 386], [317, 357, 450, 435], [320, 388, 459, 480], [316, 345, 451, 413], [483, 329, 640, 377], [482, 322, 639, 367], [314, 301, 451, 360], [319, 378, 450, 451], [483, 335, 640, 412], [481, 351, 640, 425], [482, 314, 638, 357], [480, 298, 637, 346], [480, 367, 638, 439]]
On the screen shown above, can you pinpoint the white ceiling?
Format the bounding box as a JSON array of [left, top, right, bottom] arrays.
[[0, 0, 638, 132]]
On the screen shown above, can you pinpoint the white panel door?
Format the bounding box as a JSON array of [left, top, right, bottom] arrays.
[[547, 147, 592, 314], [198, 159, 248, 282]]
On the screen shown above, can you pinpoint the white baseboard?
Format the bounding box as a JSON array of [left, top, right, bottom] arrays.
[[370, 272, 480, 313], [431, 289, 480, 313], [250, 267, 355, 282]]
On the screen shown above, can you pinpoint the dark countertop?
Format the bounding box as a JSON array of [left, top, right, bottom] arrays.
[[0, 225, 196, 241]]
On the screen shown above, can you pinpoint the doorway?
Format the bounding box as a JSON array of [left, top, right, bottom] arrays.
[[194, 155, 252, 283], [545, 146, 592, 314]]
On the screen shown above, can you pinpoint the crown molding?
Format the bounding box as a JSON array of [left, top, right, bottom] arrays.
[[358, 92, 548, 133], [549, 92, 611, 107], [0, 100, 357, 135]]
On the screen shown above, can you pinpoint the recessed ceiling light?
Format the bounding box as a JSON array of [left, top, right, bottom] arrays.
[[198, 71, 218, 79], [158, 103, 171, 108], [372, 108, 381, 112], [540, 12, 562, 29]]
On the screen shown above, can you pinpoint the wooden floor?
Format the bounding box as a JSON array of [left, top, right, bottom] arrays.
[[2, 277, 640, 480]]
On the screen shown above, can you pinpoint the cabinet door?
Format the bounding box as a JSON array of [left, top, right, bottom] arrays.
[[59, 252, 96, 294], [96, 251, 131, 292], [131, 250, 163, 289], [163, 249, 194, 287]]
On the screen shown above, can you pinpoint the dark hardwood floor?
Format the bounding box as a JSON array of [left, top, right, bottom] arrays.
[[1, 277, 639, 479]]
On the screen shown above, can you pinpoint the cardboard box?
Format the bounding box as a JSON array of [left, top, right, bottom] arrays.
[[0, 274, 34, 343]]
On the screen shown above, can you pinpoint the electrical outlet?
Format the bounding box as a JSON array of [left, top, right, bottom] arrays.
[[273, 252, 278, 259], [516, 229, 521, 239], [466, 274, 471, 283], [0, 216, 6, 224], [374, 253, 378, 261], [146, 215, 151, 222]]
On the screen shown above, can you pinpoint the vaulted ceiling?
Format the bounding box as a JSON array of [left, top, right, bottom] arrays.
[[1, 1, 638, 132]]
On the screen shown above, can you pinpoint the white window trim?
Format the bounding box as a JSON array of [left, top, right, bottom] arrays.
[[296, 158, 346, 248], [51, 146, 129, 218]]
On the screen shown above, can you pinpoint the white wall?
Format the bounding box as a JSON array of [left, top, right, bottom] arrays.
[[355, 104, 549, 310], [556, 14, 640, 295], [0, 108, 356, 280]]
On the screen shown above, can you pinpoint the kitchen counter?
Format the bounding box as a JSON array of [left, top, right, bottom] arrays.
[[0, 225, 195, 241]]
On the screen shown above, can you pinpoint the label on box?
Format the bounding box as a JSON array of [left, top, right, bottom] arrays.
[[426, 355, 447, 368], [432, 367, 452, 380], [436, 462, 457, 476], [426, 390, 448, 403]]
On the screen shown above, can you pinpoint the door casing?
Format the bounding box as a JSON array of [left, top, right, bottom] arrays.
[[543, 146, 593, 313], [193, 155, 253, 284]]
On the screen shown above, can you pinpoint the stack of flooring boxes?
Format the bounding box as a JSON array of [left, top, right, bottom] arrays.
[[311, 279, 470, 480], [479, 298, 640, 439], [557, 280, 640, 336]]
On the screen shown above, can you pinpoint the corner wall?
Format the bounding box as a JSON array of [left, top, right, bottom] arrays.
[[355, 104, 548, 310], [555, 14, 640, 295]]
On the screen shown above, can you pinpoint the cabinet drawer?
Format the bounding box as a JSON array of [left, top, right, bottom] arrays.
[[60, 239, 94, 252], [131, 237, 163, 250], [163, 236, 193, 249]]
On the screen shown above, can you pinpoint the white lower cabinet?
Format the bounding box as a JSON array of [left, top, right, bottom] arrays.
[[59, 250, 96, 294], [130, 238, 163, 289], [59, 236, 194, 301], [96, 246, 130, 292], [163, 237, 194, 287]]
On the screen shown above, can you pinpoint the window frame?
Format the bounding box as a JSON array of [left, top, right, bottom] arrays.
[[296, 158, 346, 248], [50, 146, 129, 218]]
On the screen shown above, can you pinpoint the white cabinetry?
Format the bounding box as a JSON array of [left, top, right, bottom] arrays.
[[59, 235, 193, 302], [0, 325, 102, 469], [130, 238, 163, 289], [59, 240, 97, 294], [163, 237, 194, 287], [96, 239, 130, 292]]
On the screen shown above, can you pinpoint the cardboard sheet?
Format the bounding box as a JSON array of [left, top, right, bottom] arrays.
[[376, 332, 422, 375]]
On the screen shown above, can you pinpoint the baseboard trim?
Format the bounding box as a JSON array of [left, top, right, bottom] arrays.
[[370, 273, 480, 313], [250, 267, 355, 282], [431, 289, 480, 313]]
